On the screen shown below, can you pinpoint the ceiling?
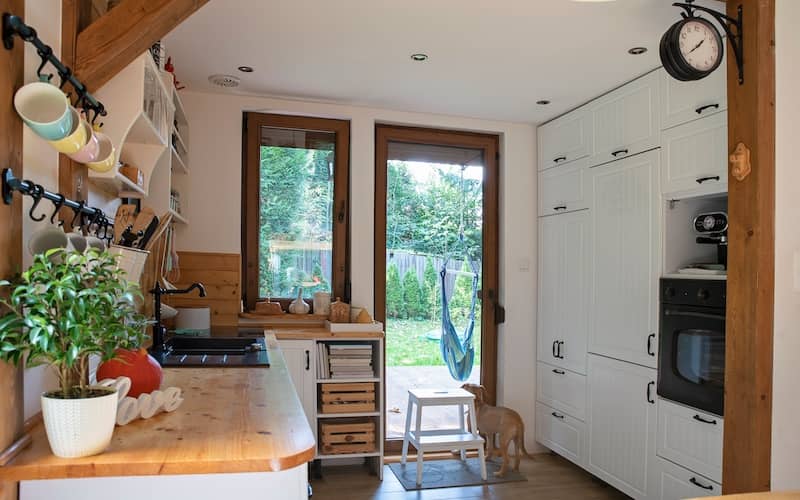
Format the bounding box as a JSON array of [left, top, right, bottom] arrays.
[[164, 0, 724, 124]]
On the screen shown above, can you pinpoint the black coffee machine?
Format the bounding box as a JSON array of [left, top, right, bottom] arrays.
[[694, 212, 728, 268]]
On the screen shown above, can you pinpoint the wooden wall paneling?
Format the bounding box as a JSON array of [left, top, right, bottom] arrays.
[[74, 0, 209, 92], [164, 252, 242, 326], [722, 0, 776, 494], [0, 2, 26, 499]]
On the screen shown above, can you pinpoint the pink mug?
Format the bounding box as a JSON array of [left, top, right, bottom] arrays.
[[67, 120, 100, 163]]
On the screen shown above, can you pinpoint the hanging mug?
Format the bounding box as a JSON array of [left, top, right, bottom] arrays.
[[47, 107, 88, 154], [14, 79, 73, 141], [85, 131, 116, 173], [28, 225, 73, 257], [67, 119, 101, 163], [65, 229, 88, 253]]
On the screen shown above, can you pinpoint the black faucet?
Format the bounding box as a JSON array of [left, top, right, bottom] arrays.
[[150, 282, 207, 353]]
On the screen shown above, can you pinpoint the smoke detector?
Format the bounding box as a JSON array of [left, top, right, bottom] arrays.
[[208, 74, 241, 88]]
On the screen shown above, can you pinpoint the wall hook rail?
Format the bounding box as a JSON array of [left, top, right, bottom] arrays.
[[2, 13, 108, 123], [673, 1, 744, 84]]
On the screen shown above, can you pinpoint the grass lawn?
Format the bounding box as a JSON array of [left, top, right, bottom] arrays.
[[385, 318, 482, 367]]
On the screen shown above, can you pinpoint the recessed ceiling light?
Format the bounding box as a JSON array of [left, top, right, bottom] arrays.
[[536, 100, 551, 105], [628, 47, 648, 55], [410, 53, 428, 62], [238, 65, 254, 73], [208, 74, 241, 88]]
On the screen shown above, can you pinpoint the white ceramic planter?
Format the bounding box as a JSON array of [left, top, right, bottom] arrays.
[[41, 388, 118, 458]]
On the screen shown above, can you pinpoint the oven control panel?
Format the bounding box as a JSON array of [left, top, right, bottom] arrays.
[[661, 278, 726, 309]]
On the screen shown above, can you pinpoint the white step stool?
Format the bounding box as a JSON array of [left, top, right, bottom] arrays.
[[400, 388, 487, 486]]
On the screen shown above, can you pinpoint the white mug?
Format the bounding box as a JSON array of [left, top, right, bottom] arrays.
[[65, 230, 87, 253], [85, 235, 107, 253], [28, 225, 73, 257]]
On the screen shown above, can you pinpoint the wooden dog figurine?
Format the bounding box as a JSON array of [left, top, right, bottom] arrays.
[[461, 383, 535, 477]]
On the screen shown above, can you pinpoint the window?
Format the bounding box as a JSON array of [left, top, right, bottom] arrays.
[[242, 113, 350, 310]]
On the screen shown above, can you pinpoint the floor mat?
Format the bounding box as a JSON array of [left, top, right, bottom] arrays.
[[388, 458, 527, 491]]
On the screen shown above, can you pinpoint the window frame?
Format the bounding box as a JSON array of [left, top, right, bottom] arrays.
[[241, 112, 350, 311]]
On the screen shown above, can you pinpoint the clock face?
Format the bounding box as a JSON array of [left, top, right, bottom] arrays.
[[678, 19, 721, 72], [702, 215, 716, 231]]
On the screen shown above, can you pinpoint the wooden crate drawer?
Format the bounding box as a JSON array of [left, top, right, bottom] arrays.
[[320, 383, 376, 414], [320, 419, 376, 455]]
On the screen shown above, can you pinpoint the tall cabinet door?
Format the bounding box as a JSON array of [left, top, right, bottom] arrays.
[[587, 354, 658, 499], [589, 150, 660, 368], [537, 210, 590, 374], [278, 340, 317, 441]]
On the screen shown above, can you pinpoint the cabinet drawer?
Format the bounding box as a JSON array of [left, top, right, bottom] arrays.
[[657, 398, 723, 483], [660, 63, 727, 130], [538, 157, 590, 216], [661, 112, 728, 197], [535, 402, 585, 467], [537, 362, 586, 421], [538, 109, 593, 171], [651, 456, 721, 500]]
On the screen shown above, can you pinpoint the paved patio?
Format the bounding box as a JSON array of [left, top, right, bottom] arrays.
[[386, 365, 481, 438]]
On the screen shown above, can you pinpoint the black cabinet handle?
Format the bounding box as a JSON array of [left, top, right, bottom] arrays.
[[693, 414, 718, 425], [551, 411, 565, 420], [552, 369, 566, 375], [305, 350, 310, 371], [689, 477, 714, 490], [696, 175, 721, 184], [611, 148, 629, 157], [553, 156, 567, 163], [647, 333, 655, 356], [695, 103, 720, 114], [647, 381, 655, 404], [552, 340, 558, 358], [557, 341, 565, 359], [553, 205, 567, 211]]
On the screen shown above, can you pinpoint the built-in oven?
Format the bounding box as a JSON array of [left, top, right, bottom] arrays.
[[657, 278, 726, 416]]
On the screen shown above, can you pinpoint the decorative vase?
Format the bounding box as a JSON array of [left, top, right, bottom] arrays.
[[41, 387, 118, 458], [329, 297, 351, 323], [96, 348, 163, 398], [313, 291, 331, 316], [289, 287, 310, 314]]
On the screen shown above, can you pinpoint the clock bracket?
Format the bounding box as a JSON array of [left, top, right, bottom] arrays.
[[673, 1, 744, 84]]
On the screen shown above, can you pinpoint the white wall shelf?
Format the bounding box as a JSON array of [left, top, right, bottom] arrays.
[[171, 147, 188, 175], [89, 170, 146, 198]]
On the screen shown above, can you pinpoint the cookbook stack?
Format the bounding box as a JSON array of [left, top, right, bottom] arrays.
[[328, 344, 374, 379]]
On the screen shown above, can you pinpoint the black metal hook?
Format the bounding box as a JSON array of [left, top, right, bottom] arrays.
[[88, 210, 103, 234], [28, 184, 47, 221], [71, 201, 86, 230], [49, 193, 65, 226], [57, 66, 72, 89], [35, 47, 53, 82]]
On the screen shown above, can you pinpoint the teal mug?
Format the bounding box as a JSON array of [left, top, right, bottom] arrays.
[[14, 79, 73, 141]]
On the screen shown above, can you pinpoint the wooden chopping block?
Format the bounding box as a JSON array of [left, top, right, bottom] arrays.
[[114, 204, 137, 243]]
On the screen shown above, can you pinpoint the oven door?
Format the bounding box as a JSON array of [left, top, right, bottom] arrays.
[[658, 305, 725, 416]]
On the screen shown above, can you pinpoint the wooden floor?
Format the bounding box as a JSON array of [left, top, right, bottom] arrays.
[[311, 453, 630, 500]]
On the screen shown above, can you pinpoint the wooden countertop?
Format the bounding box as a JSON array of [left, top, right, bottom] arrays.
[[0, 334, 316, 481]]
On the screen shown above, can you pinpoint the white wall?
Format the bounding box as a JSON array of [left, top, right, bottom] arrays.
[[178, 91, 541, 449], [771, 0, 800, 489]]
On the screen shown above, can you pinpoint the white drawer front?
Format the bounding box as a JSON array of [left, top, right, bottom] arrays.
[[661, 111, 728, 197], [535, 402, 585, 467], [538, 157, 590, 216], [537, 362, 586, 421], [652, 456, 721, 500], [657, 398, 723, 483]]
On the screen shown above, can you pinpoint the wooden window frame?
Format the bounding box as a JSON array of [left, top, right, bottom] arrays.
[[241, 112, 350, 312]]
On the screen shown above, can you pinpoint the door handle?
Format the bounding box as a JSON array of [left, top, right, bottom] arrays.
[[557, 341, 565, 359], [487, 288, 505, 325], [646, 381, 655, 404], [693, 414, 718, 425], [689, 477, 714, 490], [696, 175, 721, 184], [552, 369, 566, 375], [551, 411, 565, 420], [552, 341, 558, 358], [695, 103, 720, 114], [553, 205, 567, 211], [611, 148, 629, 157], [647, 333, 655, 356], [305, 350, 310, 371], [553, 156, 567, 163]]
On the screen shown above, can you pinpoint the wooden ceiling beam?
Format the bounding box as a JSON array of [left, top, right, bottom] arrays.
[[73, 0, 208, 91]]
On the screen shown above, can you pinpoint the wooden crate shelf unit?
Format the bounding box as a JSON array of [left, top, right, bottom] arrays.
[[320, 419, 376, 455], [320, 383, 376, 414]]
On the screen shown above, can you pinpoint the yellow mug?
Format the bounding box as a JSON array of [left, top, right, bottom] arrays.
[[85, 131, 116, 173], [47, 108, 88, 154]]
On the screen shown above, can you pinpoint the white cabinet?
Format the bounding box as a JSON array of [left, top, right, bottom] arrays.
[[660, 63, 727, 130], [586, 354, 657, 500], [538, 157, 591, 216], [661, 111, 728, 198], [538, 108, 593, 171], [656, 398, 723, 483], [278, 339, 316, 440], [537, 209, 591, 374], [651, 456, 722, 500], [589, 150, 660, 368], [591, 71, 660, 166], [535, 401, 586, 467], [537, 362, 586, 420]]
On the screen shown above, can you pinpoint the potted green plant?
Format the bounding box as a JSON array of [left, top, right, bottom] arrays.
[[0, 248, 147, 458]]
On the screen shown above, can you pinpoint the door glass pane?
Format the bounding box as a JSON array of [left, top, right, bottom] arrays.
[[384, 141, 484, 438], [675, 329, 725, 387], [258, 126, 335, 299]]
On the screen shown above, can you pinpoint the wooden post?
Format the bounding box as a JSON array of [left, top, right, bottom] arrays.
[[723, 0, 776, 493], [0, 1, 26, 498]]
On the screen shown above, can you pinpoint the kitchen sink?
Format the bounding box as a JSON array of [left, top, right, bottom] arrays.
[[150, 336, 270, 367]]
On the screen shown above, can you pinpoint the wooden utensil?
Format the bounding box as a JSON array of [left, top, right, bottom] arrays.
[[114, 204, 137, 242]]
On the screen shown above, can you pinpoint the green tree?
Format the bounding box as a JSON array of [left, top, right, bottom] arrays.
[[386, 263, 404, 319], [402, 269, 424, 319], [421, 256, 439, 320]]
